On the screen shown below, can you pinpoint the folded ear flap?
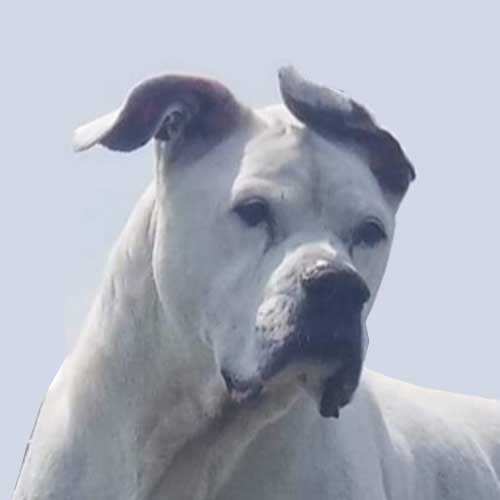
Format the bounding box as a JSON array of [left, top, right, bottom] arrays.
[[278, 66, 415, 199], [73, 74, 246, 153]]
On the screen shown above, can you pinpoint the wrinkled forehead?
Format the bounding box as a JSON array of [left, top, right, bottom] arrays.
[[234, 107, 391, 217]]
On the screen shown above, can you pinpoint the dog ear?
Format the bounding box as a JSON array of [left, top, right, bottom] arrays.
[[278, 66, 415, 199], [73, 74, 246, 154]]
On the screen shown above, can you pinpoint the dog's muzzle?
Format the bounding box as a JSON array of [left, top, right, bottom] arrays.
[[221, 259, 370, 418]]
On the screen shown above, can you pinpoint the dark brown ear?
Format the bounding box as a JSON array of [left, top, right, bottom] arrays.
[[73, 74, 246, 153], [278, 66, 415, 199]]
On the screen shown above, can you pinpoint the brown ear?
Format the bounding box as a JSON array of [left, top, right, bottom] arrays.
[[73, 74, 246, 153], [278, 66, 415, 198]]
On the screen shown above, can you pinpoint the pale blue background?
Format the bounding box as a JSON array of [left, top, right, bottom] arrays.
[[2, 1, 499, 495]]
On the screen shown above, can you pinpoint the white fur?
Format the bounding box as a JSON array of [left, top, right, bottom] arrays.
[[13, 102, 500, 500]]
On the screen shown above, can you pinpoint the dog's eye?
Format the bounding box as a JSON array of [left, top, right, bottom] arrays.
[[353, 219, 387, 248], [233, 198, 271, 228]]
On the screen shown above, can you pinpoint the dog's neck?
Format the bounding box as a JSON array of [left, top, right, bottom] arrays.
[[64, 184, 299, 499]]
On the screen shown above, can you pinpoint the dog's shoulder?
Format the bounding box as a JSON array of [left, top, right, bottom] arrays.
[[363, 369, 499, 421], [361, 370, 500, 492]]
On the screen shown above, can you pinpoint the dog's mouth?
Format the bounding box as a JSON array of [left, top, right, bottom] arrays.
[[220, 294, 364, 418], [221, 339, 362, 419], [220, 368, 264, 404]]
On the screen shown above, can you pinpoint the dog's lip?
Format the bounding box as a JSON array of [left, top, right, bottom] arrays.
[[221, 357, 361, 419], [319, 373, 358, 418], [221, 314, 364, 410], [220, 368, 264, 404], [257, 332, 360, 380]]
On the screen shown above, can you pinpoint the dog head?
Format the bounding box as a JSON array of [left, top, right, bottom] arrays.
[[74, 67, 414, 418]]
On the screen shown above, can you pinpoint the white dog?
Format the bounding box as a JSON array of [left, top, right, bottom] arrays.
[[13, 68, 500, 500]]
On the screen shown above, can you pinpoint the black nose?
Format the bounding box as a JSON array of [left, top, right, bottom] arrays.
[[301, 261, 370, 308]]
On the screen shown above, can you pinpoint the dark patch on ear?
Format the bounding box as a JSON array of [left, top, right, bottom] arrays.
[[74, 75, 246, 154], [350, 128, 415, 197], [278, 67, 415, 199]]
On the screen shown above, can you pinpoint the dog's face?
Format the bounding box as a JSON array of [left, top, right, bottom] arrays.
[[74, 68, 414, 417]]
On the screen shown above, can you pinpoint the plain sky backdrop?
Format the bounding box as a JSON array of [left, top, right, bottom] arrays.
[[1, 1, 499, 495]]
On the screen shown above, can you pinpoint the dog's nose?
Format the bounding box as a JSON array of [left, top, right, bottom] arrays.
[[301, 260, 370, 308]]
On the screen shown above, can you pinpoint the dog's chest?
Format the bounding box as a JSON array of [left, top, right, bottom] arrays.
[[214, 401, 390, 500]]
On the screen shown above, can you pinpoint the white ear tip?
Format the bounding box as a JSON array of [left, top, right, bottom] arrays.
[[72, 128, 91, 152], [72, 110, 120, 153]]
